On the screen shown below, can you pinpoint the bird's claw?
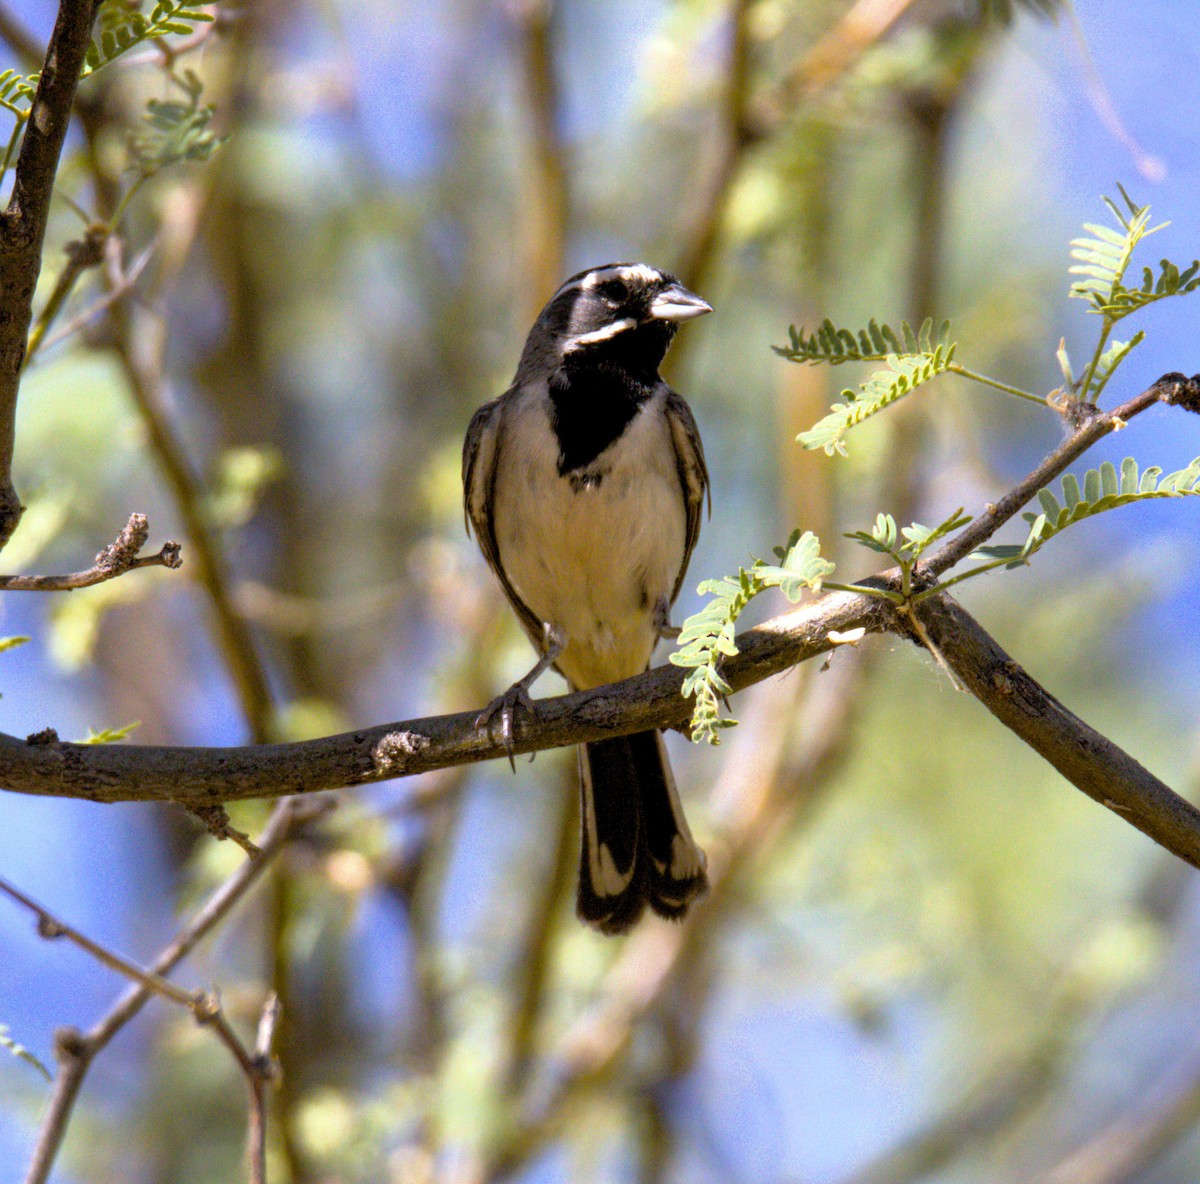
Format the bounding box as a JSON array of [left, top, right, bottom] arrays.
[[653, 596, 681, 641], [476, 683, 537, 772]]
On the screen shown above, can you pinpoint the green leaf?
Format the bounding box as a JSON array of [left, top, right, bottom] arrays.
[[0, 1023, 51, 1082], [900, 508, 972, 558], [1007, 457, 1200, 560], [1069, 192, 1200, 320], [673, 532, 834, 743], [0, 635, 30, 653], [796, 343, 957, 456], [76, 721, 141, 745]]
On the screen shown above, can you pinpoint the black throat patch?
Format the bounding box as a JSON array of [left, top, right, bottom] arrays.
[[549, 362, 655, 478]]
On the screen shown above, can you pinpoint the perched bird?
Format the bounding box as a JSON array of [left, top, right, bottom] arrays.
[[463, 262, 713, 934]]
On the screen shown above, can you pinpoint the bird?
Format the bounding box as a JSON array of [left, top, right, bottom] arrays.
[[462, 262, 713, 935]]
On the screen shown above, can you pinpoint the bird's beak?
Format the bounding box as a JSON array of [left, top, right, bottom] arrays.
[[648, 283, 713, 322]]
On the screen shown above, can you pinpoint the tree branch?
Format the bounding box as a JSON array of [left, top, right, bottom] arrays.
[[0, 589, 893, 805], [912, 593, 1200, 869], [0, 0, 101, 547], [0, 512, 181, 590], [23, 797, 328, 1184], [922, 374, 1200, 579]]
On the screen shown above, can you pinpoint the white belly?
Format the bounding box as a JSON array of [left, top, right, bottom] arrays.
[[492, 388, 687, 689]]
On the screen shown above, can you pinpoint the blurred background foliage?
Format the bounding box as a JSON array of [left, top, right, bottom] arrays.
[[2, 0, 1200, 1182]]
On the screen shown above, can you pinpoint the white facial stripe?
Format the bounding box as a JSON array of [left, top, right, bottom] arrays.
[[562, 316, 637, 351], [582, 263, 661, 289], [554, 263, 663, 299]]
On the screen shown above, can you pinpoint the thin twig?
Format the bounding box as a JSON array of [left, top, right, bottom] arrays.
[[921, 374, 1195, 579], [0, 876, 200, 1008], [511, 0, 568, 322], [23, 797, 329, 1184], [0, 512, 182, 590], [28, 237, 157, 362], [22, 224, 109, 367]]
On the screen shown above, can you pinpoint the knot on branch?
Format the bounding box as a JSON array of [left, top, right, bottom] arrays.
[[373, 730, 431, 775], [1157, 372, 1200, 414], [52, 1025, 88, 1062], [188, 803, 260, 857], [94, 513, 151, 575], [26, 727, 60, 746], [1052, 393, 1105, 431], [65, 224, 108, 271]]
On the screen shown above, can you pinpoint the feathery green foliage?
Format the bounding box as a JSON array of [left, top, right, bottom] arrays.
[[975, 458, 1200, 568], [846, 507, 973, 567], [84, 0, 216, 77], [0, 69, 36, 119], [0, 1023, 51, 1082], [1069, 189, 1200, 321], [792, 334, 958, 456], [672, 531, 833, 744], [129, 69, 226, 175], [773, 317, 952, 367]]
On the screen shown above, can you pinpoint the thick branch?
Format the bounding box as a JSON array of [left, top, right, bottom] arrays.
[[0, 512, 181, 590], [0, 590, 891, 804], [913, 593, 1200, 870], [0, 0, 101, 547]]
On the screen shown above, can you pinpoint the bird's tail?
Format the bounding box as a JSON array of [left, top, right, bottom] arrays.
[[576, 730, 708, 935]]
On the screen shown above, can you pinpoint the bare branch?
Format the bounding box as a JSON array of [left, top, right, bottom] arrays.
[[922, 374, 1198, 579], [0, 875, 199, 1008], [23, 797, 329, 1184], [0, 512, 181, 590], [0, 0, 102, 547], [912, 592, 1200, 870]]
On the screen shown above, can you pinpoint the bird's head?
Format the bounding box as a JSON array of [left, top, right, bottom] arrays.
[[515, 263, 712, 382]]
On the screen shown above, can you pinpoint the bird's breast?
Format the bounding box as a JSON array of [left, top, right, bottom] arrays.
[[492, 388, 687, 688]]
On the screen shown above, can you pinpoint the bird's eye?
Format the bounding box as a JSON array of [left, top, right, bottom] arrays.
[[598, 279, 628, 303]]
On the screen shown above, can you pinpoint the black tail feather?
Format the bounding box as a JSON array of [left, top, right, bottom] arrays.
[[576, 731, 707, 935]]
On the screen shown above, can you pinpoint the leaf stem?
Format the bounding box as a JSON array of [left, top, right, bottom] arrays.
[[822, 580, 904, 604], [1079, 317, 1114, 402], [946, 363, 1050, 406]]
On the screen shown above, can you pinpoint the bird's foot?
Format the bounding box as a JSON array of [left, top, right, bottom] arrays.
[[475, 622, 566, 772], [653, 597, 681, 641], [476, 683, 538, 772]]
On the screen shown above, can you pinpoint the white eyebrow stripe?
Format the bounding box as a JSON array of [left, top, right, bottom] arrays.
[[561, 316, 637, 351], [554, 263, 663, 298]]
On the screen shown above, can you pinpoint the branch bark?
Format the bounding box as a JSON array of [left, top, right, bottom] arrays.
[[23, 797, 328, 1184], [912, 593, 1200, 869], [0, 512, 181, 590], [0, 0, 101, 547], [0, 588, 892, 804]]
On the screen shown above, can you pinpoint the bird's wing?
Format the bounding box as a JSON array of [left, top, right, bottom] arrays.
[[663, 388, 710, 605], [462, 392, 545, 641]]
